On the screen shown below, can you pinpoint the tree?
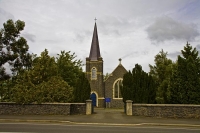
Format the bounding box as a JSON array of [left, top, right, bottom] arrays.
[[121, 71, 133, 103], [74, 72, 91, 102], [56, 51, 82, 87], [0, 67, 10, 101], [11, 49, 74, 104], [104, 73, 110, 81], [121, 64, 156, 103], [0, 19, 33, 77], [149, 49, 173, 103], [169, 42, 200, 104], [31, 49, 58, 84], [0, 19, 33, 101], [11, 49, 91, 104], [56, 51, 91, 102]]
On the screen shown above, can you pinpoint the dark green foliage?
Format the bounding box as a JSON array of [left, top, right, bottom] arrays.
[[74, 72, 91, 102], [0, 19, 33, 76], [11, 49, 74, 104], [0, 19, 34, 101], [169, 43, 200, 104], [56, 51, 82, 87], [12, 75, 74, 104], [56, 51, 91, 103], [0, 67, 10, 101], [148, 75, 156, 103], [121, 71, 133, 103], [149, 49, 173, 103], [121, 64, 156, 103], [11, 49, 92, 104], [8, 48, 91, 104]]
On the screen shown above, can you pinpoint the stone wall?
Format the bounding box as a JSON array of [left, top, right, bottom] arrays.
[[109, 99, 124, 108], [0, 102, 86, 115], [70, 103, 86, 115], [132, 104, 200, 119], [98, 99, 105, 108]]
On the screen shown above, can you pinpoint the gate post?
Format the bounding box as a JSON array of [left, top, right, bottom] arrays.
[[86, 100, 92, 115], [126, 100, 133, 116]]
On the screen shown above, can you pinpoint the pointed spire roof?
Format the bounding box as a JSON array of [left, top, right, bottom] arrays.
[[89, 22, 101, 60]]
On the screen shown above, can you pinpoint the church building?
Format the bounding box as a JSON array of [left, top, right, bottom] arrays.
[[86, 22, 127, 108]]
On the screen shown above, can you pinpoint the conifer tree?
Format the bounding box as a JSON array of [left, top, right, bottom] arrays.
[[169, 42, 200, 104], [121, 71, 133, 103], [149, 49, 173, 103], [121, 64, 156, 103], [148, 75, 156, 103], [74, 72, 91, 102]]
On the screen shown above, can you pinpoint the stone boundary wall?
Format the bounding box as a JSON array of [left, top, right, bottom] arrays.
[[0, 102, 86, 115], [132, 104, 200, 119]]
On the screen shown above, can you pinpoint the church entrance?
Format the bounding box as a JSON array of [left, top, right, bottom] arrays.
[[90, 93, 97, 106]]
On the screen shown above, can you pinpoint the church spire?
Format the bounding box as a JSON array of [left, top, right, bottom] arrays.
[[89, 22, 101, 61]]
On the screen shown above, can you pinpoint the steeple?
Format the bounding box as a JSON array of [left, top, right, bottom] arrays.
[[89, 22, 101, 61]]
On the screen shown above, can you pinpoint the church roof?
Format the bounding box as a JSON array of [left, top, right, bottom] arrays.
[[104, 59, 127, 82], [89, 22, 101, 61], [111, 60, 127, 76]]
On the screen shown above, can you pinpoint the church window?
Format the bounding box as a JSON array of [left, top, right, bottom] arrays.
[[113, 79, 123, 99], [91, 67, 97, 80]]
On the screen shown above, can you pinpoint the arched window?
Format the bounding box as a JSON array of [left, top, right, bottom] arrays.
[[91, 67, 97, 80], [113, 79, 123, 99]]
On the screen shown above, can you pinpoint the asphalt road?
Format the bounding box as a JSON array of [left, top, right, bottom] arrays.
[[0, 123, 200, 133]]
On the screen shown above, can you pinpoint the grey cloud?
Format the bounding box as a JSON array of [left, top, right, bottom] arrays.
[[195, 44, 200, 52], [0, 8, 15, 27], [49, 52, 59, 58], [146, 16, 199, 42], [1, 0, 200, 74], [74, 33, 85, 43], [99, 16, 131, 36], [168, 51, 181, 59], [122, 51, 139, 59], [73, 30, 91, 43], [122, 51, 149, 59], [176, 0, 200, 20], [40, 39, 62, 44], [22, 32, 36, 42]]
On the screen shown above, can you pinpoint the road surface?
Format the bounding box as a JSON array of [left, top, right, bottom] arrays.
[[0, 122, 200, 133]]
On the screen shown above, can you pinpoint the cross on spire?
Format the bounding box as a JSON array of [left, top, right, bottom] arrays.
[[94, 18, 97, 22], [119, 58, 122, 65]]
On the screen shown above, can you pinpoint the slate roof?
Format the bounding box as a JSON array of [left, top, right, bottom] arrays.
[[89, 22, 101, 60]]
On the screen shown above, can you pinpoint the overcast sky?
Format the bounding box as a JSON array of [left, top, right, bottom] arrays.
[[0, 0, 200, 73]]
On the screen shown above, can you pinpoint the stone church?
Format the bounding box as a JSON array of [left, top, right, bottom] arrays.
[[86, 22, 127, 108]]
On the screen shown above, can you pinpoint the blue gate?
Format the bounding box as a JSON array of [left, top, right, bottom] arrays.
[[90, 93, 96, 106]]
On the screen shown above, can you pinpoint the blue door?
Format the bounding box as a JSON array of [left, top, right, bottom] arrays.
[[90, 93, 96, 106]]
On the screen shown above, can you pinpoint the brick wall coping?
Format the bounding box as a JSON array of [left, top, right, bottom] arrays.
[[132, 104, 200, 107]]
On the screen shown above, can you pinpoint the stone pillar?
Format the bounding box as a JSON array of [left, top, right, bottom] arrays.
[[126, 100, 133, 116], [86, 100, 92, 115]]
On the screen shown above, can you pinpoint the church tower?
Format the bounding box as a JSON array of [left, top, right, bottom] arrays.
[[86, 22, 104, 107]]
